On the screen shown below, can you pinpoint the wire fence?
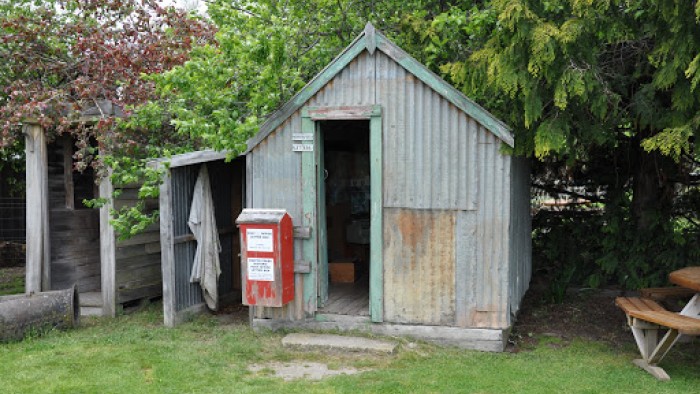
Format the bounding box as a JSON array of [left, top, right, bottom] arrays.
[[0, 198, 25, 241], [0, 198, 25, 267]]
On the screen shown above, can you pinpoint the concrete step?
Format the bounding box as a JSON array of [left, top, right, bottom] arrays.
[[79, 292, 102, 307], [80, 306, 103, 316], [282, 333, 397, 354]]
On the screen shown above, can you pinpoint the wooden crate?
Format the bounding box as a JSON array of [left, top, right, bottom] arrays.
[[329, 260, 357, 283]]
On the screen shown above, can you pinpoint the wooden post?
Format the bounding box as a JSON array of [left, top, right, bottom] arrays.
[[159, 171, 177, 327], [23, 123, 50, 293], [99, 172, 116, 317], [369, 106, 383, 323]]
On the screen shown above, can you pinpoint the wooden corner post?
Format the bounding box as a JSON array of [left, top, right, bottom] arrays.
[[99, 171, 117, 317], [23, 122, 50, 293]]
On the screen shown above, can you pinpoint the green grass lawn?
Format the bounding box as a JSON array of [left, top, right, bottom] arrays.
[[1, 304, 698, 393]]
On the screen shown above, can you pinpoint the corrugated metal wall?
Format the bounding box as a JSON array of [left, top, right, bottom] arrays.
[[247, 116, 306, 320], [170, 161, 241, 313], [248, 49, 528, 328], [171, 165, 204, 311], [378, 53, 478, 211], [508, 157, 532, 322]]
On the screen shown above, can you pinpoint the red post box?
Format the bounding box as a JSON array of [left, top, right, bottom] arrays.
[[236, 209, 294, 307]]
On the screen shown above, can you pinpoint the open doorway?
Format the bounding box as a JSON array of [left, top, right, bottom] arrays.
[[319, 120, 371, 316]]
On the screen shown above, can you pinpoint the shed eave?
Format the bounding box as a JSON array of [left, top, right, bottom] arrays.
[[147, 149, 234, 170], [245, 22, 514, 153]]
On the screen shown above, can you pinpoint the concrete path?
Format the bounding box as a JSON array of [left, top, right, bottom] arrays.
[[282, 333, 397, 354]]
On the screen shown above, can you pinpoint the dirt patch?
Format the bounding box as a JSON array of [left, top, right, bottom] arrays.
[[0, 242, 25, 268], [510, 282, 634, 351], [248, 361, 368, 381], [213, 303, 250, 325]]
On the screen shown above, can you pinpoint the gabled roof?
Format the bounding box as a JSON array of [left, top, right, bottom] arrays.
[[246, 23, 513, 152]]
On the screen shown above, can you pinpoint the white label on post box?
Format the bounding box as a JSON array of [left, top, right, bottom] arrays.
[[246, 228, 274, 252], [248, 258, 274, 281]]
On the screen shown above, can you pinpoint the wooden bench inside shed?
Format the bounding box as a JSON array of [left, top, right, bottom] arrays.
[[616, 296, 700, 380]]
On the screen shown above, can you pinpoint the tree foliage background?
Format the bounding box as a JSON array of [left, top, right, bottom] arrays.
[[2, 0, 699, 292]]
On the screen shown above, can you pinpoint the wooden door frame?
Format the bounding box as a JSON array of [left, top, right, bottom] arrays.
[[301, 105, 383, 322]]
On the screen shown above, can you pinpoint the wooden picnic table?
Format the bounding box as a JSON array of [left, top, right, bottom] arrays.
[[669, 266, 700, 321], [615, 266, 700, 380], [669, 266, 700, 292]]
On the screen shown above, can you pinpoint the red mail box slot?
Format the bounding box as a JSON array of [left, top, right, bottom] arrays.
[[236, 209, 294, 307]]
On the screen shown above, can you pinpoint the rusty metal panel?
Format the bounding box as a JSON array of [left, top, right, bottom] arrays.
[[384, 209, 456, 325], [376, 51, 477, 211]]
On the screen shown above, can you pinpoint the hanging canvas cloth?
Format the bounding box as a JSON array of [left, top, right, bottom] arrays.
[[188, 164, 221, 310]]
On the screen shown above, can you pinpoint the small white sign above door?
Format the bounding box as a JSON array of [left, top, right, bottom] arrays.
[[292, 143, 314, 152], [292, 133, 314, 141]]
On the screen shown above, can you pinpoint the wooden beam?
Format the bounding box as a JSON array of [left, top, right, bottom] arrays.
[[99, 172, 116, 317], [300, 110, 318, 315], [369, 106, 384, 323], [149, 149, 232, 170], [158, 172, 177, 327], [23, 123, 50, 293], [293, 226, 311, 239]]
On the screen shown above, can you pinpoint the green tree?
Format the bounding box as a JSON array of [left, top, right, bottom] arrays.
[[0, 0, 214, 169], [133, 0, 467, 153], [438, 0, 700, 288]]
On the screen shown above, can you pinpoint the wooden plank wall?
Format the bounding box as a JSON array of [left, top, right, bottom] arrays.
[[114, 184, 162, 304], [48, 137, 101, 292]]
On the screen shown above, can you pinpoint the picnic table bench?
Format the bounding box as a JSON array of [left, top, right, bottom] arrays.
[[616, 296, 700, 380], [616, 266, 700, 381]]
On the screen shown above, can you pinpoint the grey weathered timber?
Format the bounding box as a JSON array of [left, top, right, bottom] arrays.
[[99, 174, 116, 317], [23, 123, 50, 293], [62, 134, 75, 209], [159, 171, 178, 327], [156, 154, 245, 326], [148, 150, 231, 170], [253, 318, 508, 352], [0, 286, 79, 342]]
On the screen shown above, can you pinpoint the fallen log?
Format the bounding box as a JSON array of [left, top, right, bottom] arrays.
[[0, 286, 79, 342]]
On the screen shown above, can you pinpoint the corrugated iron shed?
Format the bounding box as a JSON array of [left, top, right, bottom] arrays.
[[245, 23, 531, 351]]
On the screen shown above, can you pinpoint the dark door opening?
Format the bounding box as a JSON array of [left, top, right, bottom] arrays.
[[319, 120, 371, 316]]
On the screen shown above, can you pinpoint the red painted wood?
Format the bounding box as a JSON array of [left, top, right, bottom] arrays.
[[239, 213, 294, 307]]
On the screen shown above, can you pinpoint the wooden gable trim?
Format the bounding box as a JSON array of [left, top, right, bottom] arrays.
[[246, 23, 514, 153], [245, 34, 369, 153], [374, 35, 514, 147]]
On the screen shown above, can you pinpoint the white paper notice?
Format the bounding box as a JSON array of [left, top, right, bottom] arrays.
[[246, 228, 274, 252], [248, 258, 275, 281]]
